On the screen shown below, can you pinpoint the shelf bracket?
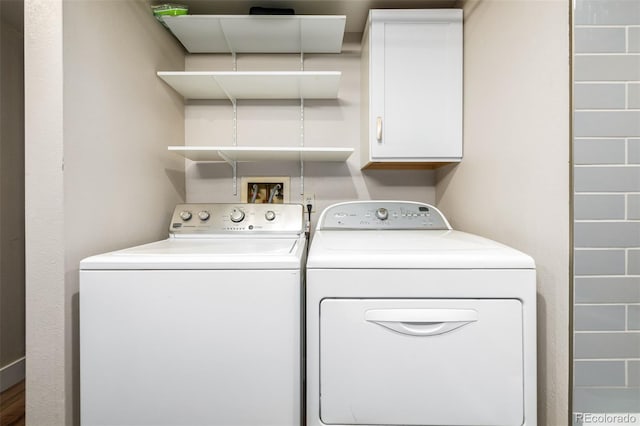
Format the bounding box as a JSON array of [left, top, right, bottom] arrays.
[[225, 51, 238, 196], [230, 98, 238, 195], [299, 51, 305, 196], [300, 97, 305, 195], [218, 151, 238, 196], [232, 99, 237, 147]]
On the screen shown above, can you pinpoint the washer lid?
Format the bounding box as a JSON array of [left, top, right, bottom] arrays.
[[306, 230, 535, 269], [80, 236, 305, 270]]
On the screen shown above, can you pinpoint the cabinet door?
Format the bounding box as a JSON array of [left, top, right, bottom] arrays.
[[370, 11, 462, 160]]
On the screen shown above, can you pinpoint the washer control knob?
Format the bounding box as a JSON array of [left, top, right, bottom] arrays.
[[230, 208, 245, 223], [375, 207, 389, 221], [179, 211, 192, 221], [198, 211, 210, 221], [265, 210, 276, 221]]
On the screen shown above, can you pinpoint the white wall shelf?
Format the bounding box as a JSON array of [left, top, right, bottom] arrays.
[[162, 15, 346, 53], [169, 146, 353, 162], [159, 14, 348, 195], [157, 71, 341, 100]]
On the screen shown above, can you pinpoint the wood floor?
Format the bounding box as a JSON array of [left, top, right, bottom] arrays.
[[0, 381, 25, 426]]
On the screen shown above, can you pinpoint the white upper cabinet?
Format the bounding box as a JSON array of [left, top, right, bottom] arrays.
[[361, 10, 463, 169]]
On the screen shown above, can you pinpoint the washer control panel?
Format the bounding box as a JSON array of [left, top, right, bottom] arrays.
[[170, 203, 304, 235], [319, 201, 451, 230]]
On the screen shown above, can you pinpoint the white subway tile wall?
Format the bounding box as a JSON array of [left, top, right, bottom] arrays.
[[574, 0, 640, 416]]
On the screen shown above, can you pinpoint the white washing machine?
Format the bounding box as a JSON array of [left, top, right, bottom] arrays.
[[306, 201, 537, 426], [80, 203, 305, 426]]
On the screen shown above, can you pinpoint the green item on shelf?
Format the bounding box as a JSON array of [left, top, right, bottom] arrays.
[[151, 3, 188, 24]]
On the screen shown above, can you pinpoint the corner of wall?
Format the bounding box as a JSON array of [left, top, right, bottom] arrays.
[[438, 0, 571, 424]]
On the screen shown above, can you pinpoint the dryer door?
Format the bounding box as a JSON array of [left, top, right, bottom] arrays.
[[320, 298, 524, 426]]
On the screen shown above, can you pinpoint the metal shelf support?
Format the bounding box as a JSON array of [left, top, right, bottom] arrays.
[[300, 52, 305, 196]]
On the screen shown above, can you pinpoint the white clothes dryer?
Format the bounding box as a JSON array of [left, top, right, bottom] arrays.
[[306, 201, 537, 426], [80, 203, 305, 426]]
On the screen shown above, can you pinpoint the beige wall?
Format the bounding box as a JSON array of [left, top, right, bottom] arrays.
[[436, 0, 571, 424], [25, 0, 66, 421], [24, 0, 570, 423], [25, 0, 185, 423], [183, 35, 437, 219], [0, 0, 25, 390], [184, 11, 571, 422]]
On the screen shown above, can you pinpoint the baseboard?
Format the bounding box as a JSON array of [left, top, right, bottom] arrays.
[[0, 357, 25, 392]]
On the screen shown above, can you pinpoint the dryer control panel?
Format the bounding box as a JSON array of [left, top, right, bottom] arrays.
[[170, 203, 304, 235], [318, 201, 451, 230]]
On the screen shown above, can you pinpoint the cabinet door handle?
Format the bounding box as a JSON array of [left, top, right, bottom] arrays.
[[376, 116, 383, 142]]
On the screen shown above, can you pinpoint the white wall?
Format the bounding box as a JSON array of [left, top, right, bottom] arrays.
[[25, 0, 185, 423], [436, 0, 570, 424], [0, 0, 25, 392], [183, 34, 437, 220]]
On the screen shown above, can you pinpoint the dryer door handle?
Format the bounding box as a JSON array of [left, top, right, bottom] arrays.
[[364, 308, 478, 336]]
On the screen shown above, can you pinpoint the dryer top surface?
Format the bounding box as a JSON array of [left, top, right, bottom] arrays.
[[306, 229, 534, 269]]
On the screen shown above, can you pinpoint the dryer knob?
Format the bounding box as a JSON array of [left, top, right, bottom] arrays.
[[179, 211, 192, 221], [376, 207, 389, 221], [198, 211, 210, 221], [230, 208, 245, 223], [265, 210, 276, 221]]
